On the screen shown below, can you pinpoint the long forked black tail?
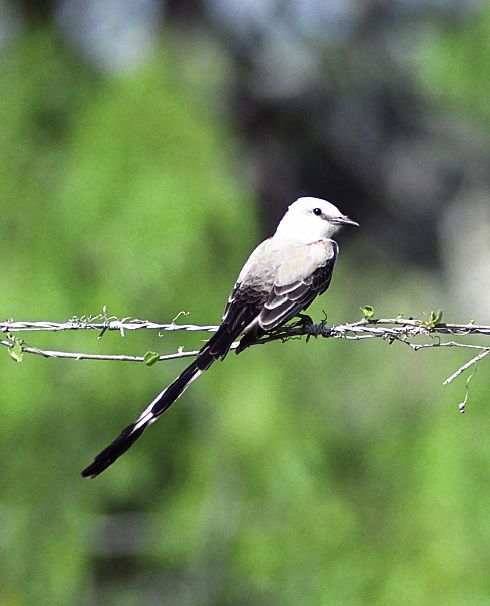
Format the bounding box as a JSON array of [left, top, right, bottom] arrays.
[[81, 328, 236, 478]]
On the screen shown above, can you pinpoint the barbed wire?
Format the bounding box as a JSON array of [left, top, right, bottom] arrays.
[[1, 314, 489, 410], [1, 314, 489, 337]]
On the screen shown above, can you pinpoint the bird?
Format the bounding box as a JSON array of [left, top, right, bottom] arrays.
[[82, 197, 358, 477]]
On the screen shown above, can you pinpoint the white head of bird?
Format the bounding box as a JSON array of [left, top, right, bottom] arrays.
[[275, 196, 359, 243]]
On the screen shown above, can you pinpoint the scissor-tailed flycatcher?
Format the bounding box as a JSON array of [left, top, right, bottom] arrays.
[[82, 197, 358, 477]]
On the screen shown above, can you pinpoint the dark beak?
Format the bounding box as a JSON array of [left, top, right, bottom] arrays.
[[333, 215, 359, 227]]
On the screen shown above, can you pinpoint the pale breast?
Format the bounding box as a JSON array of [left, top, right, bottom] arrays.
[[237, 237, 337, 289], [275, 239, 337, 286]]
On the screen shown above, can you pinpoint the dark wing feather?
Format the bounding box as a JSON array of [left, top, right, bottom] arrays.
[[222, 282, 240, 321], [259, 258, 336, 331], [210, 283, 269, 359]]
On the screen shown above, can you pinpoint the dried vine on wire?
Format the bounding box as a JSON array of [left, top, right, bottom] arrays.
[[1, 307, 489, 413]]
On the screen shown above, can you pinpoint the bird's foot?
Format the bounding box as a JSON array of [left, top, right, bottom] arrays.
[[309, 321, 331, 338], [300, 313, 331, 340], [297, 313, 314, 329], [296, 314, 319, 342]]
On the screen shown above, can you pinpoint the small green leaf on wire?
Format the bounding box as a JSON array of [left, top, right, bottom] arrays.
[[360, 305, 375, 320], [143, 351, 160, 366], [430, 309, 443, 325], [423, 309, 443, 330], [9, 338, 24, 363]]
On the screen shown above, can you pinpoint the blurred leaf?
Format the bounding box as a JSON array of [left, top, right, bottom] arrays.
[[143, 351, 160, 366], [8, 338, 23, 363], [360, 305, 375, 320], [430, 309, 443, 325], [423, 309, 444, 329]]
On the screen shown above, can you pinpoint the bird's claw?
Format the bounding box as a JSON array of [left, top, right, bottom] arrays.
[[297, 313, 314, 328], [301, 316, 331, 341]]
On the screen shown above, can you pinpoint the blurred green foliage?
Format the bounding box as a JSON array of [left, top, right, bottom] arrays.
[[1, 27, 490, 606], [418, 4, 490, 130]]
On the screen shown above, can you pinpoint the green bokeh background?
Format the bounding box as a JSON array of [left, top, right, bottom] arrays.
[[1, 19, 490, 606]]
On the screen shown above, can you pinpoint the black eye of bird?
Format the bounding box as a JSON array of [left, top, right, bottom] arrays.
[[312, 208, 322, 216]]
